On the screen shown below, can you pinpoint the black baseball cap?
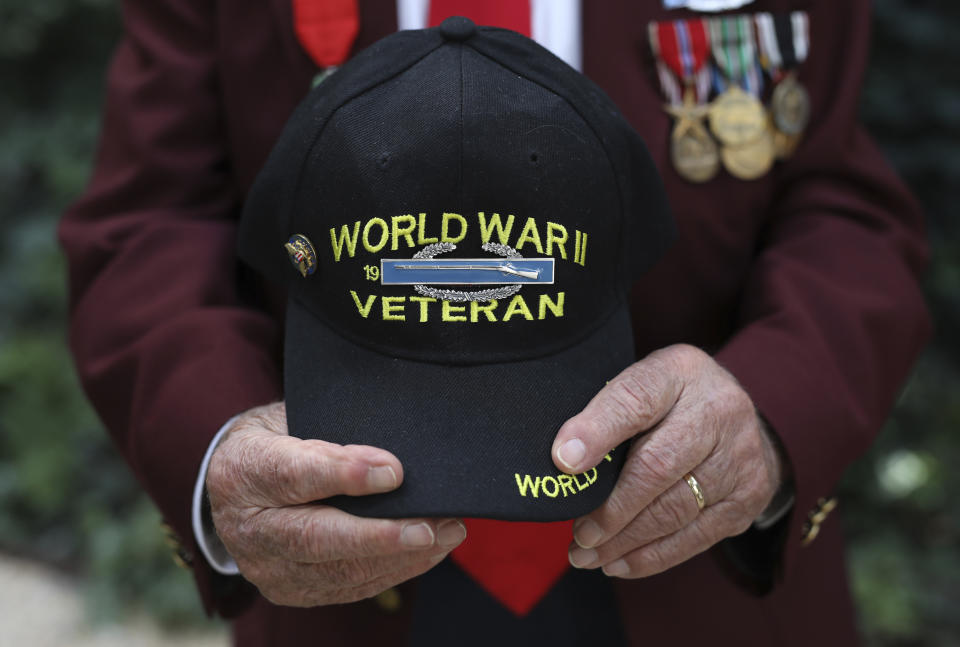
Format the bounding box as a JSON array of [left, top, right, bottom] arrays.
[[239, 17, 673, 521]]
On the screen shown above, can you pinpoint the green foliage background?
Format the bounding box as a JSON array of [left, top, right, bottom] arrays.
[[0, 0, 956, 642]]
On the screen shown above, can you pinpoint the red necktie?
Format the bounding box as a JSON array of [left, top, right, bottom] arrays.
[[292, 0, 359, 68], [427, 0, 574, 619]]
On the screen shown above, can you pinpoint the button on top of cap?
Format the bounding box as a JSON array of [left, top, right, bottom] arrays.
[[439, 16, 476, 41]]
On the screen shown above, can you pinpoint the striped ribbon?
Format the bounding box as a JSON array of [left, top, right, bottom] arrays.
[[755, 11, 809, 75], [649, 19, 712, 105], [708, 15, 763, 96]]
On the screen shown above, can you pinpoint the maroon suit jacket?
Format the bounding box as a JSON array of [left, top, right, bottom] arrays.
[[60, 0, 929, 645]]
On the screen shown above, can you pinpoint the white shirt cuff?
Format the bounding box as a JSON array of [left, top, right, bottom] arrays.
[[191, 417, 241, 576]]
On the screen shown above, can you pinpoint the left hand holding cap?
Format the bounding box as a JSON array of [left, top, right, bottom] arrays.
[[552, 344, 784, 578]]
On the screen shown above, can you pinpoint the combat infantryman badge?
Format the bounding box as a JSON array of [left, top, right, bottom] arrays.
[[382, 242, 554, 303]]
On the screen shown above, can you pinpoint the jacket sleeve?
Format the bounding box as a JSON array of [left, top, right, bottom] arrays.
[[714, 0, 930, 584], [59, 0, 280, 615]]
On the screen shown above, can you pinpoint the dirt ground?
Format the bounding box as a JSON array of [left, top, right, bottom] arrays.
[[0, 554, 228, 647]]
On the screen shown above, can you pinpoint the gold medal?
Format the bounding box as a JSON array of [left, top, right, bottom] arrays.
[[721, 126, 775, 180], [665, 87, 719, 183], [672, 127, 720, 183], [708, 85, 767, 147], [773, 128, 801, 159], [771, 73, 811, 136]]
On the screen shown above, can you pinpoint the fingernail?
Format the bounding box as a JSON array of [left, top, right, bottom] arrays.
[[602, 559, 629, 577], [557, 438, 586, 470], [437, 520, 467, 548], [400, 522, 435, 548], [367, 466, 398, 491], [573, 519, 603, 548], [568, 546, 598, 569]]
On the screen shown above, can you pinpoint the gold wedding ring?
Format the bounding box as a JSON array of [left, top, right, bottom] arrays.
[[683, 473, 706, 511]]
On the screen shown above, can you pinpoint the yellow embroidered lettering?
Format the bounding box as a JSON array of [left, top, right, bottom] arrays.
[[572, 230, 588, 266], [362, 217, 389, 253], [502, 294, 534, 321], [515, 217, 544, 253], [440, 212, 468, 243], [329, 221, 360, 262], [409, 296, 435, 322], [603, 452, 613, 463], [391, 215, 417, 251], [477, 212, 515, 245], [538, 292, 564, 319], [571, 473, 587, 491], [540, 475, 560, 498], [546, 222, 568, 259], [584, 467, 598, 485], [515, 473, 541, 498], [442, 301, 467, 322], [350, 291, 377, 318], [558, 474, 577, 497], [417, 212, 439, 245], [382, 296, 405, 321], [470, 300, 498, 322], [515, 466, 602, 500]]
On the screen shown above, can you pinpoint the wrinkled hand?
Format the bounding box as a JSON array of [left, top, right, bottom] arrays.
[[207, 402, 466, 606], [552, 344, 783, 578]]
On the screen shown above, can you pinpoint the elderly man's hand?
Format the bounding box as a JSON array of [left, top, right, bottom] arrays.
[[206, 402, 466, 606], [553, 344, 783, 578]]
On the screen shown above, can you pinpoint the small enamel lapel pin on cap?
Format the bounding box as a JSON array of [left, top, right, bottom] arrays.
[[285, 234, 317, 277]]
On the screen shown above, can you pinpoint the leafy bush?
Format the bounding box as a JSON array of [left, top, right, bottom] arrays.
[[0, 0, 209, 627]]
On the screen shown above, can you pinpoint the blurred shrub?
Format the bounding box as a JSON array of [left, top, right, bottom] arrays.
[[0, 0, 210, 628], [0, 0, 956, 642], [840, 1, 960, 645]]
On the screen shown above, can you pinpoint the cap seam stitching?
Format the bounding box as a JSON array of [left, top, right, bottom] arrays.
[[289, 39, 446, 232], [464, 38, 632, 285], [458, 44, 465, 217]]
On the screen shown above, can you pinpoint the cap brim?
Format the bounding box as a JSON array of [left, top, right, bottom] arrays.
[[284, 299, 634, 521]]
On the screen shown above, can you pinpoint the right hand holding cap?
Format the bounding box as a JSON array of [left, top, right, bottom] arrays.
[[206, 402, 466, 607]]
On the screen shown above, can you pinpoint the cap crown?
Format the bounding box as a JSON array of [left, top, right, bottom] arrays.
[[241, 24, 673, 364]]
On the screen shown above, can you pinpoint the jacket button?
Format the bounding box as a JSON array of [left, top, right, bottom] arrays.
[[375, 587, 402, 612], [801, 497, 838, 546], [160, 523, 193, 570]]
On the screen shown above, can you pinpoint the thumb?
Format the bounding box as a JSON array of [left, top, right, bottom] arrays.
[[551, 349, 684, 473], [211, 424, 404, 508]]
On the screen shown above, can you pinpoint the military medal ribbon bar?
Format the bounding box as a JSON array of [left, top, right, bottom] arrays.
[[755, 11, 811, 154], [706, 15, 773, 180], [754, 11, 809, 79], [648, 10, 810, 181], [649, 19, 719, 183], [650, 19, 712, 104], [708, 15, 763, 98]]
